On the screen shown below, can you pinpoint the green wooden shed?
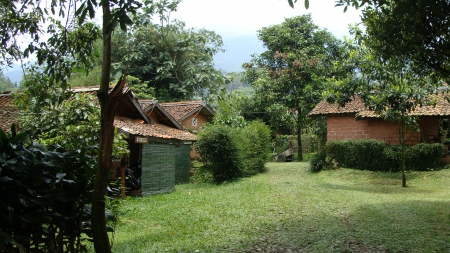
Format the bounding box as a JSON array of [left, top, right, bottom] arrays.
[[114, 116, 197, 195]]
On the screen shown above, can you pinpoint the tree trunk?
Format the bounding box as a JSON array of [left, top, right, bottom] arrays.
[[400, 112, 407, 187], [297, 107, 303, 161], [92, 1, 114, 252]]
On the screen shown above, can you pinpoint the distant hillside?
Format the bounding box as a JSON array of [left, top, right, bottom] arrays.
[[3, 64, 23, 85], [214, 34, 264, 73]]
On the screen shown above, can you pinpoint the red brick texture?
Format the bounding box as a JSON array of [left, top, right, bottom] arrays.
[[327, 115, 439, 145]]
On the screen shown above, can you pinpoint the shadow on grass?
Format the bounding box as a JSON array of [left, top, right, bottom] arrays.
[[320, 183, 434, 194], [225, 200, 450, 253], [111, 199, 450, 253]]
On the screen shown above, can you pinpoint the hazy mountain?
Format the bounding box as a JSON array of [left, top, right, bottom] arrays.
[[3, 64, 23, 85], [214, 34, 265, 73]]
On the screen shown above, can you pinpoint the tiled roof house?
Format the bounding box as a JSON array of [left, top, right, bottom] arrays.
[[308, 94, 450, 146], [160, 101, 215, 133], [0, 86, 196, 195]]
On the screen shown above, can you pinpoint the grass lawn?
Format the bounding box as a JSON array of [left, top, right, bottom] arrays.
[[106, 162, 450, 252]]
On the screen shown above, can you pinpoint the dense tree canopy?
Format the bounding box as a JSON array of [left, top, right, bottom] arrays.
[[335, 0, 450, 79], [111, 5, 226, 101], [244, 14, 344, 160]]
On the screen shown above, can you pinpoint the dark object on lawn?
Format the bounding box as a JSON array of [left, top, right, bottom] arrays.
[[275, 148, 294, 162]]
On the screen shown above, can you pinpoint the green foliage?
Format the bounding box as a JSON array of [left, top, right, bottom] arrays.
[[309, 150, 327, 172], [407, 143, 445, 171], [212, 90, 249, 128], [190, 166, 215, 184], [0, 71, 16, 92], [325, 140, 445, 172], [124, 75, 155, 100], [111, 2, 225, 101], [238, 121, 272, 176], [196, 121, 272, 183], [243, 15, 345, 159], [337, 0, 450, 79], [196, 125, 242, 183], [0, 128, 96, 252], [16, 92, 129, 158], [69, 66, 102, 87]]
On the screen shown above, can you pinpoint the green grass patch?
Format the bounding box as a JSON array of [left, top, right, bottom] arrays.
[[99, 163, 450, 252]]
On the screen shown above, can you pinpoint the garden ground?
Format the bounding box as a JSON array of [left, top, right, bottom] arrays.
[[104, 162, 450, 252]]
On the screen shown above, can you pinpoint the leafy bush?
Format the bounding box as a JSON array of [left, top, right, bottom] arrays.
[[238, 120, 271, 176], [309, 150, 327, 172], [325, 140, 444, 172], [0, 128, 96, 252], [190, 165, 215, 184], [325, 140, 359, 168], [406, 143, 445, 171], [383, 145, 402, 172], [195, 121, 272, 183], [196, 125, 243, 183]]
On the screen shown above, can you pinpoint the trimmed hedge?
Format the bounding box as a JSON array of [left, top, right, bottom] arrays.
[[325, 140, 445, 172]]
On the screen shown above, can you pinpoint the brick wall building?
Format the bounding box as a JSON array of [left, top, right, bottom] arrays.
[[326, 115, 439, 145], [309, 95, 450, 146]]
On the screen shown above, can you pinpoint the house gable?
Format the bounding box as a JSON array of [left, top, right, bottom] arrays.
[[139, 100, 182, 129], [160, 101, 215, 132]]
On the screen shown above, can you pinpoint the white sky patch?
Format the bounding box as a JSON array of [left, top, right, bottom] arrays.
[[171, 0, 362, 39]]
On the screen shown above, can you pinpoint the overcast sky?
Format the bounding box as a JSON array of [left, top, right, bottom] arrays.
[[171, 0, 362, 40]]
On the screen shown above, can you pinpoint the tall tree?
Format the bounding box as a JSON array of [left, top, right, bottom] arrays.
[[111, 2, 226, 101], [1, 0, 142, 251], [244, 15, 344, 161]]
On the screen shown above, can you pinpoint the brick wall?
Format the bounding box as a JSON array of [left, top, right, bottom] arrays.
[[327, 115, 369, 141], [327, 115, 440, 145]]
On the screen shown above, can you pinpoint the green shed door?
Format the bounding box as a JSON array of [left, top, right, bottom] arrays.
[[141, 143, 176, 195], [175, 144, 191, 184]]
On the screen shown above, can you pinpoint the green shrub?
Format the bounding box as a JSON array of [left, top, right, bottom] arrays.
[[406, 143, 445, 171], [325, 140, 358, 168], [196, 125, 243, 183], [383, 145, 402, 172], [352, 140, 386, 171], [309, 150, 327, 172], [239, 120, 271, 176], [325, 140, 444, 172], [190, 165, 215, 184]]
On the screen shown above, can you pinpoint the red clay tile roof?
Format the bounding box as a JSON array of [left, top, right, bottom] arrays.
[[138, 100, 182, 129], [309, 94, 450, 118], [114, 116, 197, 141], [160, 101, 205, 121], [308, 95, 365, 116], [0, 92, 18, 133]]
